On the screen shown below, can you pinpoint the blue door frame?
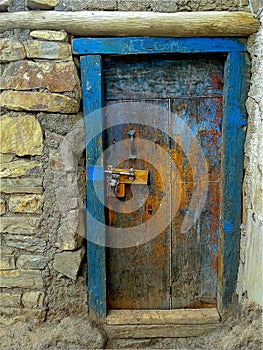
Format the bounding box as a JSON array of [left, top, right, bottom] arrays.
[[73, 37, 249, 321]]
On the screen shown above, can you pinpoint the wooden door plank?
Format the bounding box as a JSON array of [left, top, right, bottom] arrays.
[[219, 51, 250, 309], [73, 37, 246, 55], [105, 100, 171, 310], [170, 93, 223, 308], [104, 56, 224, 100], [80, 55, 106, 321], [107, 308, 220, 325]]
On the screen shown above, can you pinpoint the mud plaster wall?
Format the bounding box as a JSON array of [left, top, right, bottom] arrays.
[[237, 14, 263, 307], [0, 0, 262, 349]]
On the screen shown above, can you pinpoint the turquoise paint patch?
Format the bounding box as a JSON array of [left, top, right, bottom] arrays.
[[224, 222, 234, 232]]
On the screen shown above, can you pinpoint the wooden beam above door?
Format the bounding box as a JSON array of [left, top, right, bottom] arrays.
[[0, 11, 259, 37]]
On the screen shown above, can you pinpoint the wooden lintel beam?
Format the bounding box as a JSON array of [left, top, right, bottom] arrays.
[[0, 11, 259, 37]]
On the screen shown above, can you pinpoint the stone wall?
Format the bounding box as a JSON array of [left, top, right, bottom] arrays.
[[0, 24, 87, 322], [1, 0, 250, 12], [0, 0, 262, 348], [237, 14, 263, 306]]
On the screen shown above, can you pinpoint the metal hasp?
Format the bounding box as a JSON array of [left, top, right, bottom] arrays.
[[105, 165, 136, 197], [104, 165, 148, 198], [105, 166, 135, 178]]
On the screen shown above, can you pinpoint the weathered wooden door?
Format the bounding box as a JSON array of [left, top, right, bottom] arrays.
[[104, 54, 223, 310], [74, 37, 248, 320]]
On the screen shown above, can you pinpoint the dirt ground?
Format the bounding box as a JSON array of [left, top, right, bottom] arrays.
[[0, 299, 261, 349]]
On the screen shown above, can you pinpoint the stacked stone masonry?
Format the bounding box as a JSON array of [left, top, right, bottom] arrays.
[[0, 0, 251, 12], [0, 27, 85, 318]]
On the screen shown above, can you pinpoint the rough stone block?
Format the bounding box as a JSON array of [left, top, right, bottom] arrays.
[[1, 246, 14, 255], [0, 91, 80, 114], [0, 198, 6, 215], [1, 60, 80, 93], [55, 0, 116, 10], [0, 254, 15, 270], [45, 131, 64, 147], [27, 0, 59, 9], [9, 195, 44, 214], [55, 210, 84, 250], [24, 40, 72, 60], [30, 30, 68, 42], [0, 217, 40, 234], [0, 178, 43, 194], [53, 246, 85, 280], [0, 293, 21, 307], [0, 154, 13, 163], [0, 0, 12, 11], [0, 39, 26, 63], [0, 307, 47, 325], [21, 291, 44, 308], [0, 160, 42, 178], [5, 235, 47, 252], [154, 0, 194, 12], [0, 115, 43, 156], [16, 254, 47, 270], [118, 0, 157, 11], [0, 269, 44, 289], [84, 0, 117, 10], [53, 172, 83, 215]]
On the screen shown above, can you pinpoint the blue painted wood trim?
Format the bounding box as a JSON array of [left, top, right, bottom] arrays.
[[80, 55, 106, 321], [73, 37, 246, 55], [221, 51, 249, 307]]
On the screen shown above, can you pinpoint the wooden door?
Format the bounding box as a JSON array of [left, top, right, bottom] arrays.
[[104, 54, 224, 310]]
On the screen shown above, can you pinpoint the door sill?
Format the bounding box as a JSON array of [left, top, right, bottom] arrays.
[[104, 308, 220, 338]]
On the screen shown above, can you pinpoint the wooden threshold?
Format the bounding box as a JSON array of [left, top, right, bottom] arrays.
[[107, 308, 220, 325], [104, 308, 221, 338]]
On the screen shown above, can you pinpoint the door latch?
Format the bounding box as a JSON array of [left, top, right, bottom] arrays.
[[105, 165, 148, 198], [105, 165, 135, 197], [105, 166, 135, 180]]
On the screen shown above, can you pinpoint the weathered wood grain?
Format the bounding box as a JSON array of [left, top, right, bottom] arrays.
[[0, 11, 259, 37], [74, 37, 246, 55], [219, 51, 250, 309], [105, 55, 223, 310], [80, 55, 106, 321], [107, 308, 220, 325], [105, 102, 171, 310], [104, 323, 220, 338], [170, 97, 223, 308], [104, 56, 224, 99]]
